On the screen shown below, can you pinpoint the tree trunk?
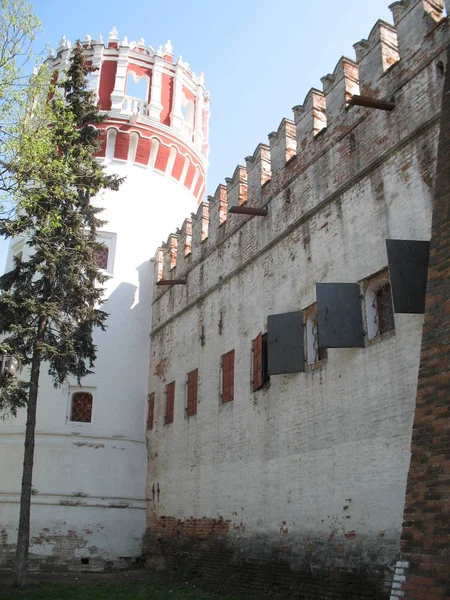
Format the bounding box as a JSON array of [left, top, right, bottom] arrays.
[[15, 315, 47, 589]]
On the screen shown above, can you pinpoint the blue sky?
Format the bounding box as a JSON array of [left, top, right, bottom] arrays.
[[0, 0, 394, 272]]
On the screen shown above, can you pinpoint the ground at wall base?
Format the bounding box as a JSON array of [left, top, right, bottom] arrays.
[[0, 572, 240, 600]]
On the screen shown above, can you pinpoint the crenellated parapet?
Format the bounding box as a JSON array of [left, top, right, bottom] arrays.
[[48, 28, 210, 203], [153, 0, 448, 289]]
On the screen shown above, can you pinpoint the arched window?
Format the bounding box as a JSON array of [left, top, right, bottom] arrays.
[[124, 71, 149, 115], [181, 93, 195, 141], [365, 271, 395, 339], [95, 244, 109, 270], [70, 392, 93, 423]]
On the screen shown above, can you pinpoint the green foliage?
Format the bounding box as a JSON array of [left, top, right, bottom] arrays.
[[0, 41, 123, 418], [0, 581, 240, 600], [0, 0, 43, 204]]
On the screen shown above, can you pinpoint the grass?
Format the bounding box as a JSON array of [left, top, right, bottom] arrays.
[[0, 582, 240, 600]]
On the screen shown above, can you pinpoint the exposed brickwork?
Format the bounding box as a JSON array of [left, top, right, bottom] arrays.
[[144, 516, 388, 599], [397, 40, 450, 600]]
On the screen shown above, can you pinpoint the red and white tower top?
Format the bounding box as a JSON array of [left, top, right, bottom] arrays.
[[51, 29, 210, 203]]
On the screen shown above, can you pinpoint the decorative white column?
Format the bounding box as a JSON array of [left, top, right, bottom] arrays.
[[170, 60, 184, 132], [110, 28, 129, 113], [88, 42, 105, 103], [194, 74, 205, 152], [56, 36, 72, 83], [148, 54, 164, 121]]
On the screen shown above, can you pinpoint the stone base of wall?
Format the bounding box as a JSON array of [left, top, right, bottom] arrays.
[[144, 527, 394, 600]]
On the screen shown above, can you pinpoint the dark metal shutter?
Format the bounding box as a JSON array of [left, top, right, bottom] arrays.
[[316, 283, 364, 348], [386, 239, 430, 314], [267, 312, 304, 375]]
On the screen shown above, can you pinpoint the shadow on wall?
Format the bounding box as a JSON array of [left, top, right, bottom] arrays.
[[92, 260, 153, 397]]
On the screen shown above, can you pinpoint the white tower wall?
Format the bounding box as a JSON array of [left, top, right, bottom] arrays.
[[0, 31, 209, 570]]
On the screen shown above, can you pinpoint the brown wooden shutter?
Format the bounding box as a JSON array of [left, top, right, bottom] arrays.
[[187, 369, 198, 416], [252, 334, 263, 391], [222, 350, 235, 403], [165, 381, 175, 424], [147, 392, 155, 430]]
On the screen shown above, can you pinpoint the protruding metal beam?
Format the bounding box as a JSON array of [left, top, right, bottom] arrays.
[[156, 279, 187, 286], [228, 206, 268, 216], [347, 95, 396, 111]]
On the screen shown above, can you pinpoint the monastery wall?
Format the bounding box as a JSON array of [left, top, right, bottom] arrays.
[[145, 2, 448, 598]]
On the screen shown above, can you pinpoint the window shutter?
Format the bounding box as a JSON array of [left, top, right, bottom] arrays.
[[252, 334, 263, 391], [316, 283, 364, 348], [386, 239, 430, 314], [267, 312, 304, 375], [147, 392, 155, 430], [222, 350, 235, 403], [165, 382, 175, 424], [187, 369, 198, 416]]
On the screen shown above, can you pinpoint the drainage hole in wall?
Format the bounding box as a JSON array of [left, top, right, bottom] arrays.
[[81, 558, 90, 565]]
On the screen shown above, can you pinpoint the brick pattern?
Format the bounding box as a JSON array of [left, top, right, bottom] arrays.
[[145, 516, 386, 599], [396, 43, 450, 600]]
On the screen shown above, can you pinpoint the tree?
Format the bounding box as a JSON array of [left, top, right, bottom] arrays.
[[0, 41, 123, 587], [0, 0, 42, 199]]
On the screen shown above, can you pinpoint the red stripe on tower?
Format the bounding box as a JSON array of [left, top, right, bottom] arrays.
[[171, 153, 185, 180], [154, 145, 170, 172], [160, 73, 173, 126], [99, 61, 117, 110], [114, 132, 130, 160], [193, 174, 203, 198], [135, 137, 151, 166], [184, 163, 196, 190]]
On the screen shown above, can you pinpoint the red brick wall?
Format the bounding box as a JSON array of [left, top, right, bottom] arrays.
[[398, 42, 450, 600]]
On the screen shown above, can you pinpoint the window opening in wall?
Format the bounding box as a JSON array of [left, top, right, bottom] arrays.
[[186, 369, 198, 416], [164, 381, 175, 425], [81, 557, 90, 565], [124, 71, 149, 115], [147, 392, 155, 430], [305, 304, 327, 366], [364, 270, 395, 340], [221, 350, 235, 403], [95, 244, 109, 270], [373, 282, 395, 336], [70, 392, 93, 423], [252, 333, 270, 391]]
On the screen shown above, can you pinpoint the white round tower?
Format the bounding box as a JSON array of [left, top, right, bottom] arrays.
[[0, 29, 209, 570]]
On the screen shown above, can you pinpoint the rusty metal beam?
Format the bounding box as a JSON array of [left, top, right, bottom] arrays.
[[347, 95, 396, 111], [229, 206, 268, 216], [156, 279, 187, 286]]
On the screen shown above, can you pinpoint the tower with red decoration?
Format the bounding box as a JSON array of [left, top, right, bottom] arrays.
[[0, 29, 209, 569]]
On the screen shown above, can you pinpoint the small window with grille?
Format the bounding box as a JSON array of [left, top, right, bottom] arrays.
[[221, 350, 235, 403], [305, 303, 327, 367], [70, 391, 93, 423], [94, 232, 116, 274], [164, 381, 175, 425], [364, 269, 395, 340], [95, 244, 109, 270], [186, 369, 198, 417]]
